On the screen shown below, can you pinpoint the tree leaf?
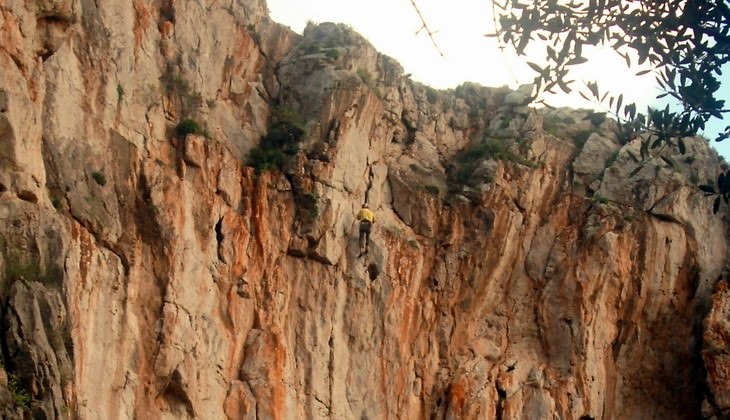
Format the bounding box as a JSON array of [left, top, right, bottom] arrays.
[[558, 79, 572, 93], [587, 82, 599, 99], [527, 61, 544, 74], [568, 56, 589, 65], [620, 51, 631, 67], [516, 32, 531, 54], [660, 155, 675, 168], [627, 150, 639, 162], [640, 139, 649, 159], [624, 103, 637, 120]]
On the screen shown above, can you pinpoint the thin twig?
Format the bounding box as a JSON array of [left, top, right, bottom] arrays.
[[408, 0, 444, 56]]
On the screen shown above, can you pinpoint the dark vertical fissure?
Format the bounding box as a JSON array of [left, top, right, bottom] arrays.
[[495, 384, 506, 420]]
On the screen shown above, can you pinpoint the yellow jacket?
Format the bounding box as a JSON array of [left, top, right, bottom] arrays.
[[356, 207, 375, 223]]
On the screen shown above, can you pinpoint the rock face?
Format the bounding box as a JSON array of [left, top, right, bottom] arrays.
[[1, 1, 729, 419]]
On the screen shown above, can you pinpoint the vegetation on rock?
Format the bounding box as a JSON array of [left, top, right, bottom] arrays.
[[448, 136, 533, 192], [175, 119, 203, 137], [489, 0, 730, 209], [247, 107, 306, 174], [91, 170, 107, 186], [8, 373, 30, 409]]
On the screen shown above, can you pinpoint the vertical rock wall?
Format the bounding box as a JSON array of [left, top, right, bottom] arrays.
[[0, 1, 729, 419]]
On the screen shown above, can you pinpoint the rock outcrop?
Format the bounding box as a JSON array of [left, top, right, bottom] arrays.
[[1, 1, 729, 419]]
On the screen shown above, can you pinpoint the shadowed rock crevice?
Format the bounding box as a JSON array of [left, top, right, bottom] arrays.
[[160, 369, 195, 418], [33, 0, 79, 62]]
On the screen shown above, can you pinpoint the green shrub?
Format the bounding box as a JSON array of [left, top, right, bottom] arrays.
[[407, 239, 419, 249], [357, 68, 372, 85], [449, 165, 485, 188], [261, 121, 305, 154], [448, 141, 492, 188], [480, 137, 532, 165], [448, 137, 533, 190], [116, 84, 124, 100], [91, 171, 107, 186], [4, 255, 64, 287], [572, 130, 594, 150], [372, 86, 383, 100], [324, 48, 340, 60], [585, 111, 606, 126], [543, 114, 575, 136], [175, 119, 202, 137], [425, 87, 438, 104], [8, 373, 30, 409], [5, 259, 42, 283], [456, 141, 490, 163], [270, 106, 305, 129], [246, 107, 306, 174], [246, 147, 287, 174]]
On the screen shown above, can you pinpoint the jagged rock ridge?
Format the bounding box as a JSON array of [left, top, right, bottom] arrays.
[[1, 1, 730, 419]]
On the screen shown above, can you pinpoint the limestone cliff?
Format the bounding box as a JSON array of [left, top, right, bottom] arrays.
[[1, 1, 730, 419]]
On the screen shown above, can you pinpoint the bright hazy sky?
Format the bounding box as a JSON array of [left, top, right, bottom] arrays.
[[267, 0, 730, 158]]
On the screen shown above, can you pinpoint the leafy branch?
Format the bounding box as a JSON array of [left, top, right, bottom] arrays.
[[489, 0, 729, 143], [489, 0, 730, 212], [700, 173, 730, 214]]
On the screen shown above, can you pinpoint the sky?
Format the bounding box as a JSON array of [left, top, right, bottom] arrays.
[[266, 0, 730, 159]]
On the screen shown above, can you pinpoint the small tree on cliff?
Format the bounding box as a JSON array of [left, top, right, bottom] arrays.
[[489, 0, 730, 209]]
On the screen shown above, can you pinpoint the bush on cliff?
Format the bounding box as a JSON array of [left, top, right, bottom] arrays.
[[448, 137, 534, 192], [175, 119, 203, 137], [247, 107, 306, 174]]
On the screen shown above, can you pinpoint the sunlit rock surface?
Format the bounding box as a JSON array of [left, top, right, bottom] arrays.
[[1, 1, 729, 419]]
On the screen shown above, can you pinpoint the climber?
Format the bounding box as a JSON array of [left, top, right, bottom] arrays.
[[356, 203, 375, 255]]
